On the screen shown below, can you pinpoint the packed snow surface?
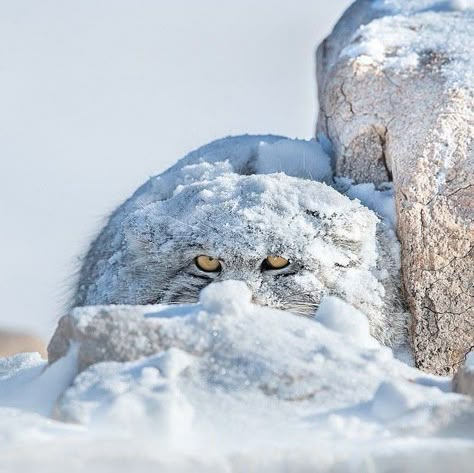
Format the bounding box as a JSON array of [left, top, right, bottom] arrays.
[[1, 282, 474, 472]]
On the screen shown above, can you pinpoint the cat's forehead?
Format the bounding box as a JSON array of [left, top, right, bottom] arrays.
[[125, 173, 378, 260], [169, 173, 362, 219]]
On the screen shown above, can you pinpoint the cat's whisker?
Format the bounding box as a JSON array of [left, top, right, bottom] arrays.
[[285, 287, 325, 299]]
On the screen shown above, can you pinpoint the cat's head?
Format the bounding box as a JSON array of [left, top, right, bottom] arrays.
[[116, 172, 387, 328]]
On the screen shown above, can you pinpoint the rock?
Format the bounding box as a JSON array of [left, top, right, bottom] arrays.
[[316, 0, 474, 374], [0, 329, 46, 359], [47, 306, 169, 372]]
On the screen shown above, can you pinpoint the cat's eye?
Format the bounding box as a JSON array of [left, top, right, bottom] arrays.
[[263, 255, 290, 270], [195, 255, 222, 272]]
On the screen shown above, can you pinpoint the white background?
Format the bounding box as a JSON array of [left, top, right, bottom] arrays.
[[0, 0, 351, 340]]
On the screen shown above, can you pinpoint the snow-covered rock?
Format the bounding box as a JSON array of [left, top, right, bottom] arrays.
[[2, 281, 474, 471], [316, 0, 474, 374]]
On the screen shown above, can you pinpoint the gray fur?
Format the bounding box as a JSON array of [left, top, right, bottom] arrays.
[[71, 135, 408, 349]]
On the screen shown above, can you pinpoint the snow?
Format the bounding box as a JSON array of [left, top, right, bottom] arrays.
[[255, 138, 333, 183], [0, 134, 432, 470], [373, 0, 474, 14], [0, 132, 449, 469], [1, 281, 473, 471], [1, 1, 471, 469], [315, 296, 377, 345], [0, 347, 78, 417], [342, 0, 474, 88], [465, 352, 474, 372], [334, 177, 397, 227], [133, 135, 331, 205]]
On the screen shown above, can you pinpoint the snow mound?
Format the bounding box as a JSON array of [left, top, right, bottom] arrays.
[[1, 281, 474, 470]]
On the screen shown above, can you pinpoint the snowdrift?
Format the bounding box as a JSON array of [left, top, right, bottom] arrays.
[[1, 281, 474, 472]]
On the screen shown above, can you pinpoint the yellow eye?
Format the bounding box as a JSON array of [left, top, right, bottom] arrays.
[[264, 255, 290, 270], [195, 255, 222, 272]]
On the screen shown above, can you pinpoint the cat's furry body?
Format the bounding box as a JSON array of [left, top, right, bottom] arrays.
[[72, 135, 408, 349]]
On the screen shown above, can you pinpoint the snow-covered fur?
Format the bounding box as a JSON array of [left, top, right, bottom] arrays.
[[72, 135, 407, 348]]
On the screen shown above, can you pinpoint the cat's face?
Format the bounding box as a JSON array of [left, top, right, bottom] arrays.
[[119, 173, 383, 318]]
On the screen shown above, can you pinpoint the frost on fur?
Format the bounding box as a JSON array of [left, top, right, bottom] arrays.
[[72, 135, 407, 349]]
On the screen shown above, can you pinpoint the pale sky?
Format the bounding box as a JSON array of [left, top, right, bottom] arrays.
[[0, 0, 352, 339]]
